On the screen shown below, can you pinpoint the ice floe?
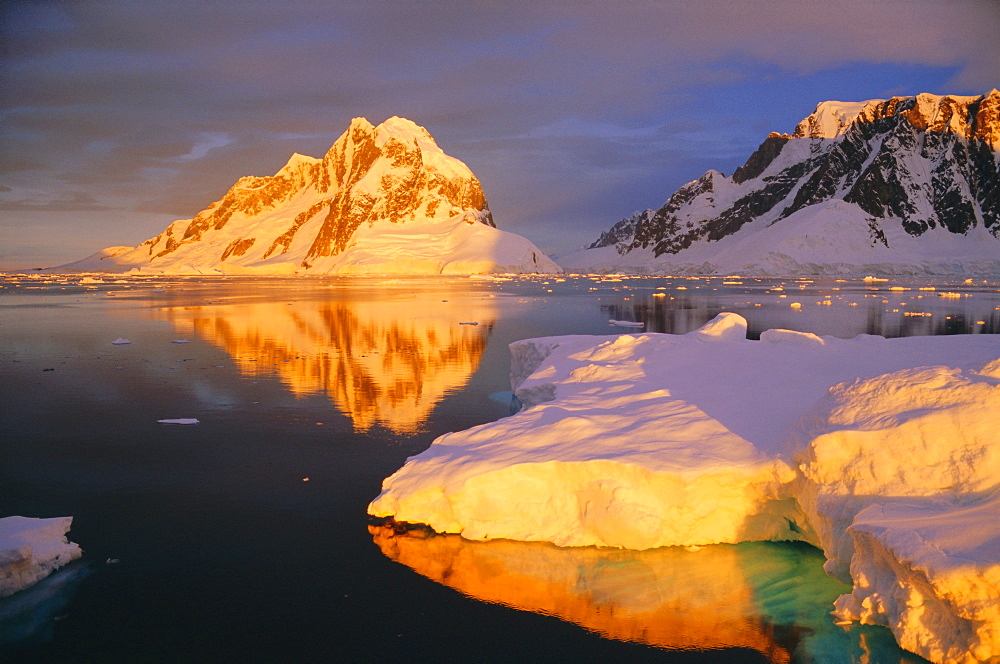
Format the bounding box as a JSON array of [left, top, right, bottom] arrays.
[[369, 313, 1000, 663], [0, 517, 82, 598]]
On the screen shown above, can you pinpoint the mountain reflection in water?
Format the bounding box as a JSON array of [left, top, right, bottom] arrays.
[[159, 296, 495, 433], [371, 525, 926, 662]]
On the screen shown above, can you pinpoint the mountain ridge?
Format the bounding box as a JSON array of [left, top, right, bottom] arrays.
[[63, 116, 559, 275], [564, 90, 1000, 276]]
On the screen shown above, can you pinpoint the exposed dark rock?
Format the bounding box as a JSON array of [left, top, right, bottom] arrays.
[[588, 91, 1000, 257], [732, 134, 790, 184]]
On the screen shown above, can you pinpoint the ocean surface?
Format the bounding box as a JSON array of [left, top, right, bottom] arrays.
[[2, 273, 998, 663]]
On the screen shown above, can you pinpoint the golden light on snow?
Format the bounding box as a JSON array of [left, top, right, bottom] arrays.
[[160, 292, 495, 433]]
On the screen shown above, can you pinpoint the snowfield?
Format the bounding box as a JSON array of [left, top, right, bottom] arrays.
[[559, 198, 1000, 277], [0, 517, 82, 598], [369, 313, 1000, 663]]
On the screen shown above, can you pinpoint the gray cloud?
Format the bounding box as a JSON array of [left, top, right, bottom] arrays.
[[0, 190, 113, 212]]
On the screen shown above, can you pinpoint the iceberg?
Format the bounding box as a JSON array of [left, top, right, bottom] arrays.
[[0, 517, 83, 598], [369, 313, 1000, 663]]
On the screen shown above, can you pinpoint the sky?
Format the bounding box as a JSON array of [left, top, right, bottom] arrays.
[[1, 0, 998, 270]]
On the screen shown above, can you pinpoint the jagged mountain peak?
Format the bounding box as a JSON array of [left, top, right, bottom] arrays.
[[565, 90, 1000, 276], [793, 90, 1000, 149], [792, 99, 875, 139], [375, 115, 436, 141], [337, 116, 439, 153], [271, 152, 320, 182], [63, 116, 559, 275]]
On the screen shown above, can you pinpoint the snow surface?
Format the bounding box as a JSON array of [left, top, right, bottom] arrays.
[[560, 199, 1000, 276], [301, 213, 560, 276], [369, 313, 1000, 663], [0, 517, 82, 598], [793, 99, 874, 139]]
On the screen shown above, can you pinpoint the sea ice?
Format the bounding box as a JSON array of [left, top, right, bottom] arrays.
[[0, 517, 83, 598], [110, 338, 131, 345], [369, 313, 1000, 663], [157, 418, 199, 425], [833, 493, 1000, 664]]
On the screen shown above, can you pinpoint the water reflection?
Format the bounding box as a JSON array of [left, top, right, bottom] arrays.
[[0, 564, 90, 647], [158, 296, 496, 433], [371, 526, 869, 661]]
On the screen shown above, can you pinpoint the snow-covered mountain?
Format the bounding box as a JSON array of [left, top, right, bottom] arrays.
[[562, 90, 1000, 276], [64, 117, 559, 275]]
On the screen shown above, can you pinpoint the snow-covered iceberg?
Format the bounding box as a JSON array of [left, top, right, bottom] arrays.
[[0, 517, 83, 598], [368, 314, 1000, 663]]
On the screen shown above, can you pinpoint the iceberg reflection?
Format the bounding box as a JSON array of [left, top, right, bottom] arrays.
[[161, 294, 495, 433], [371, 526, 925, 662]]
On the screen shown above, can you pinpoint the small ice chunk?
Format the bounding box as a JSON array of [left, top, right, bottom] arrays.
[[171, 339, 190, 344], [690, 311, 747, 342], [0, 516, 83, 598], [609, 319, 644, 327], [157, 418, 199, 425], [459, 321, 479, 326], [760, 328, 825, 347], [110, 338, 131, 345]]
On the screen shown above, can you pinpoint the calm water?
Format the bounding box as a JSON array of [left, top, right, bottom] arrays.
[[2, 273, 998, 663]]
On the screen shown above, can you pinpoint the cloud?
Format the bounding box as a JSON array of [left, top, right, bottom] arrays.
[[0, 189, 114, 212]]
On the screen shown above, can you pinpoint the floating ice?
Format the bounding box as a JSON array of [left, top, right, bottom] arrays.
[[171, 339, 190, 344], [110, 338, 131, 345], [608, 319, 644, 327], [0, 516, 82, 598], [370, 313, 1000, 663], [157, 418, 199, 425]]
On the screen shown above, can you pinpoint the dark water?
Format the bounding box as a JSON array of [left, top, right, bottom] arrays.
[[2, 273, 997, 663]]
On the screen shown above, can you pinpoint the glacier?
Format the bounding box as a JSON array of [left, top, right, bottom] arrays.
[[369, 313, 1000, 663], [0, 516, 82, 598]]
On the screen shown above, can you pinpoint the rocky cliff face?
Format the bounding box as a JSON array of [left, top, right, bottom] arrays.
[[70, 117, 558, 275], [575, 90, 1000, 275]]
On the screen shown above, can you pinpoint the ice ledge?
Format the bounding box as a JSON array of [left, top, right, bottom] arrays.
[[0, 516, 83, 598], [370, 313, 1000, 663], [833, 493, 1000, 663]]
